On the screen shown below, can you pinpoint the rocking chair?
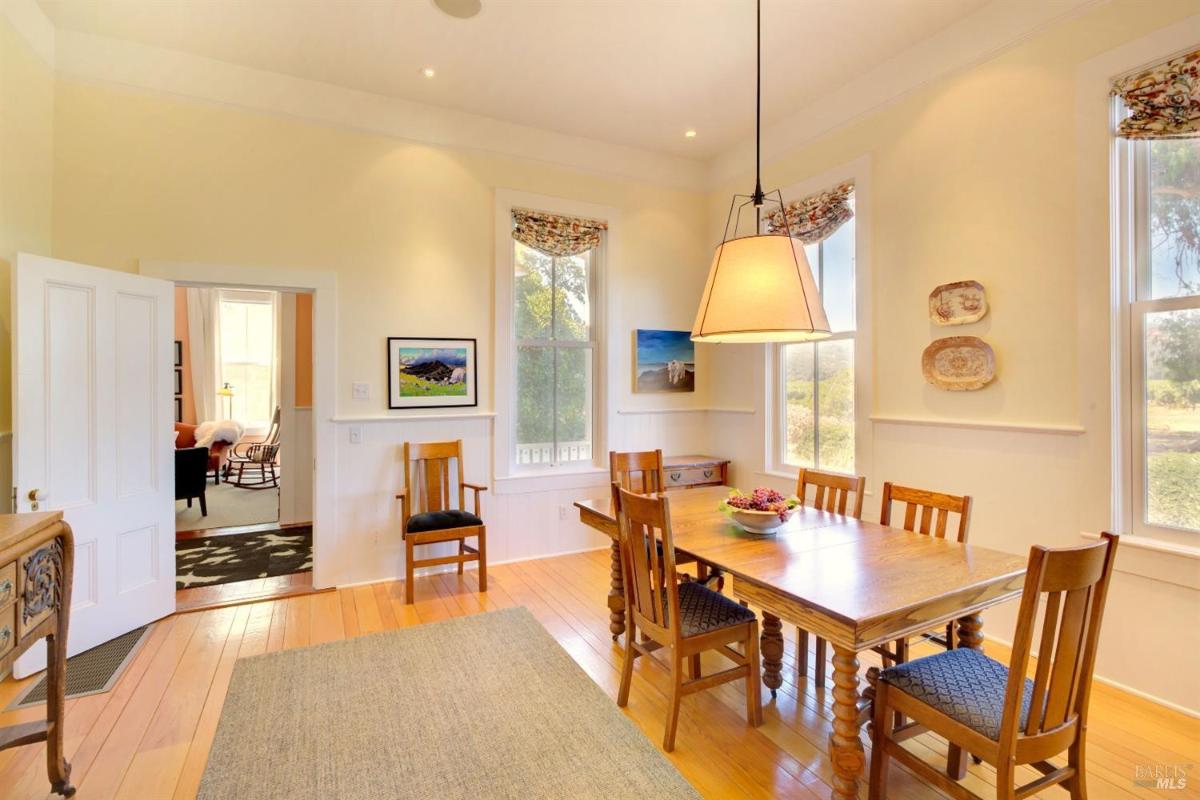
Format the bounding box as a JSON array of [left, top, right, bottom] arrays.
[[224, 407, 281, 489]]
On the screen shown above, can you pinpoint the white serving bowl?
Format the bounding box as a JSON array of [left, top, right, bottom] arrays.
[[728, 506, 797, 535]]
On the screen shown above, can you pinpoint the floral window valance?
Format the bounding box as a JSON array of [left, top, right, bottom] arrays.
[[1112, 47, 1200, 140], [512, 208, 608, 257], [764, 181, 854, 244]]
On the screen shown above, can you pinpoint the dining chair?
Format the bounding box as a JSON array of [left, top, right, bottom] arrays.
[[614, 485, 762, 751], [793, 468, 867, 684], [875, 482, 973, 667], [396, 440, 487, 604], [869, 532, 1119, 800], [610, 450, 705, 579]]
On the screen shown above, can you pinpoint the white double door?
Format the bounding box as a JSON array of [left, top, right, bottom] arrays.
[[12, 253, 176, 677]]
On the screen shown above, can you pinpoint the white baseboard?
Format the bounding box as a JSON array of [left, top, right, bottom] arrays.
[[331, 544, 610, 590]]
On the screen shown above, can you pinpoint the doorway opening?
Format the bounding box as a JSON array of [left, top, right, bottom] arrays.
[[172, 286, 316, 612]]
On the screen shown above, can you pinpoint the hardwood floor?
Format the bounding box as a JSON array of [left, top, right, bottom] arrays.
[[1, 550, 1195, 799]]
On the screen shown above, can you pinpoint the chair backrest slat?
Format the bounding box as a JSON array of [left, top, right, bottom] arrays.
[[614, 485, 680, 638], [1002, 533, 1118, 748], [403, 440, 466, 516], [881, 482, 972, 543], [610, 450, 666, 495], [796, 468, 866, 520]]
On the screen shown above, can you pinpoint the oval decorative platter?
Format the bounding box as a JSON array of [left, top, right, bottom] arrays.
[[922, 336, 995, 391], [929, 280, 988, 325]]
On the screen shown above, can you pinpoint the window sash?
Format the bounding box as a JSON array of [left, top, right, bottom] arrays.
[[511, 245, 600, 470], [1123, 131, 1200, 539], [776, 232, 857, 474]]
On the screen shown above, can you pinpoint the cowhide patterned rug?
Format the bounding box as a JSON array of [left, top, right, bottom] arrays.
[[176, 526, 312, 590]]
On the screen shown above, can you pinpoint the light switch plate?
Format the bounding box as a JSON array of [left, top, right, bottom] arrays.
[[351, 381, 370, 401], [348, 425, 362, 444]]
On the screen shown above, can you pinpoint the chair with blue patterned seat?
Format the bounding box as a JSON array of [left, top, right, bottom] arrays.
[[613, 485, 762, 752], [868, 531, 1118, 800], [396, 440, 487, 604]]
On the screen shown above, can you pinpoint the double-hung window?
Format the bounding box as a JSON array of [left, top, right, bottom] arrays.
[[512, 238, 599, 467], [218, 289, 278, 431], [1122, 136, 1200, 537], [778, 207, 857, 473]]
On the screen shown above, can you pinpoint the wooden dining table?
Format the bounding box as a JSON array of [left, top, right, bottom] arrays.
[[575, 485, 1028, 800]]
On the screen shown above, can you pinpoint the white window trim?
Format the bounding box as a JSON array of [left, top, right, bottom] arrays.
[[493, 189, 617, 485], [762, 156, 873, 484], [1113, 111, 1200, 548]]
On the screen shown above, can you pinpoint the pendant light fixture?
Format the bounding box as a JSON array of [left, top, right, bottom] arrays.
[[691, 0, 830, 344]]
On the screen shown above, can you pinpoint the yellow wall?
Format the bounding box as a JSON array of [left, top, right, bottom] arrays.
[[710, 0, 1200, 426], [49, 81, 711, 415], [0, 16, 54, 431]]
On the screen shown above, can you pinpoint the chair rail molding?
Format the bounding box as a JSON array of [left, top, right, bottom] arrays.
[[870, 414, 1086, 436]]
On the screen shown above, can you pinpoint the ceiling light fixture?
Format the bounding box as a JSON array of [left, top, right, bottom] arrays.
[[432, 0, 482, 19], [421, 66, 436, 78], [690, 0, 829, 344], [685, 130, 698, 138]]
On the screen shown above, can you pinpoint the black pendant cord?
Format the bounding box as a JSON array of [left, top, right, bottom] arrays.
[[752, 0, 764, 208]]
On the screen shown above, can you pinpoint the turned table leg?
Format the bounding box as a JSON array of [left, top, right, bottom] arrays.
[[608, 538, 626, 641], [829, 644, 866, 800], [947, 612, 984, 779], [760, 611, 785, 698]]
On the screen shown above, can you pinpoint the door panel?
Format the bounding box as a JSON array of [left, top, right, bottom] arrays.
[[13, 253, 175, 677]]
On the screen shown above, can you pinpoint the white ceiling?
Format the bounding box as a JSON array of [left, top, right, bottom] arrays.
[[38, 0, 993, 161]]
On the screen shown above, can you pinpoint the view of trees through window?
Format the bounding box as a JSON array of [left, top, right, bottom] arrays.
[[782, 214, 856, 473], [513, 240, 594, 465], [1142, 139, 1199, 532], [219, 294, 276, 430]]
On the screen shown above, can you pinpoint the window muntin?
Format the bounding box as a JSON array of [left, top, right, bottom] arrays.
[[1128, 137, 1200, 535], [780, 212, 856, 473], [513, 240, 597, 467]]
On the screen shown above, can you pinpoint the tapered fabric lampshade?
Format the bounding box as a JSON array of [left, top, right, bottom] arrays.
[[691, 234, 830, 343]]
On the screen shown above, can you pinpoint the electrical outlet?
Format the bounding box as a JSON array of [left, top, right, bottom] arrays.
[[559, 505, 568, 520], [348, 425, 363, 444], [351, 381, 370, 401]]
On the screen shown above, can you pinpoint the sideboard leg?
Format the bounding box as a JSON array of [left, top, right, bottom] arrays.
[[45, 633, 75, 797]]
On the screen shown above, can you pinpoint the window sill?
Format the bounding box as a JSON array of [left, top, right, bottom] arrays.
[[1080, 532, 1199, 591], [494, 467, 610, 496]]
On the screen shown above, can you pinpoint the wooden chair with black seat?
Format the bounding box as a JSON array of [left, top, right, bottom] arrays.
[[870, 532, 1119, 800], [792, 468, 866, 685], [396, 440, 487, 605], [609, 450, 706, 581], [613, 484, 762, 752]]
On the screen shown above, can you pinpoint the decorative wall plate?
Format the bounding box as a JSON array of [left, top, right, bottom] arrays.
[[929, 280, 988, 325], [922, 336, 995, 391]]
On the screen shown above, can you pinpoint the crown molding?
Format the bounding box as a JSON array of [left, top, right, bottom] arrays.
[[707, 0, 1104, 187], [0, 0, 54, 66], [52, 29, 709, 192]]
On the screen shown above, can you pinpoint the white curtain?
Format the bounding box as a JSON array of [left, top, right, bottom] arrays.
[[186, 287, 221, 423]]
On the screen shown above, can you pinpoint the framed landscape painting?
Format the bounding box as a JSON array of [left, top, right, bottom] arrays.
[[387, 337, 478, 409], [634, 329, 695, 393]]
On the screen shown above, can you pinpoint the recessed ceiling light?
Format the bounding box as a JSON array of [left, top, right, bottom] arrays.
[[433, 0, 482, 19], [685, 130, 698, 138], [421, 67, 436, 78]]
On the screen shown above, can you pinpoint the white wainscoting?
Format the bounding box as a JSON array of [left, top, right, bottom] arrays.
[[326, 408, 720, 588]]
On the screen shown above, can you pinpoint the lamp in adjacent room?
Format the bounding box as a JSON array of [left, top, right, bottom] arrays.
[[218, 383, 235, 420], [691, 0, 830, 344]]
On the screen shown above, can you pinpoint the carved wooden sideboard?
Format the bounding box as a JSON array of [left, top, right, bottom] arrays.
[[0, 511, 75, 797]]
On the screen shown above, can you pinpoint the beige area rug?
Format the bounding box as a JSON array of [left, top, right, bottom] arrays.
[[199, 607, 700, 800], [176, 482, 279, 532]]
